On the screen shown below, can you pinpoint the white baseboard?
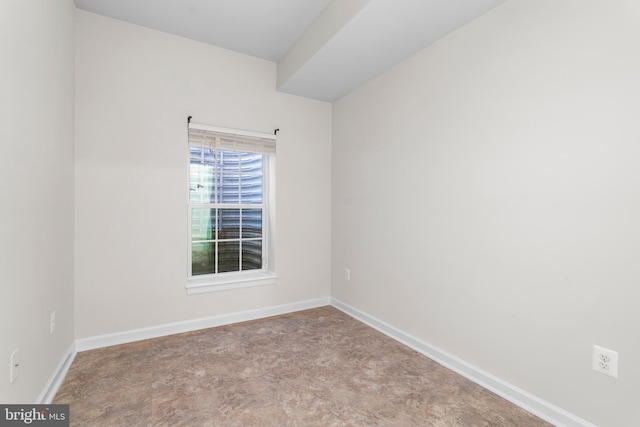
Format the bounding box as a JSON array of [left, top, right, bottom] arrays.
[[52, 296, 592, 427], [76, 297, 330, 352], [37, 342, 77, 404], [330, 298, 596, 427]]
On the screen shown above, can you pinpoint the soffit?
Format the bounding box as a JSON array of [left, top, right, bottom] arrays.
[[74, 0, 506, 102]]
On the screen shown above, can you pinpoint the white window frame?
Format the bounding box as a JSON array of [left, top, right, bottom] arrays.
[[186, 123, 277, 295]]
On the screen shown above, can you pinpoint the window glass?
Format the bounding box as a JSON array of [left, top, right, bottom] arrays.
[[189, 147, 265, 277], [192, 242, 215, 275]]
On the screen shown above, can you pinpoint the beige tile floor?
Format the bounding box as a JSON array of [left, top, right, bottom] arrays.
[[54, 306, 552, 426]]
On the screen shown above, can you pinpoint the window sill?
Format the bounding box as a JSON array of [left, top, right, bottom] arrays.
[[186, 271, 277, 295]]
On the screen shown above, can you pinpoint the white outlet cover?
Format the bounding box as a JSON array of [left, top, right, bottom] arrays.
[[592, 344, 618, 378]]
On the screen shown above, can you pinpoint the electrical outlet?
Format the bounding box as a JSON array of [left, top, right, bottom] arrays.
[[345, 268, 351, 281], [592, 345, 618, 378], [50, 311, 56, 334], [10, 349, 19, 384]]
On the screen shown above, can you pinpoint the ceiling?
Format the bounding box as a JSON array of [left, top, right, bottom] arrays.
[[74, 0, 507, 102]]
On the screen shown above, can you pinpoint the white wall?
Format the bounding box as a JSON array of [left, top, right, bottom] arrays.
[[74, 11, 332, 339], [0, 0, 76, 403], [331, 0, 640, 425]]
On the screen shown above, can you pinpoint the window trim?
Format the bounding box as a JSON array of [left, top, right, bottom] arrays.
[[186, 122, 277, 295], [186, 270, 277, 295]]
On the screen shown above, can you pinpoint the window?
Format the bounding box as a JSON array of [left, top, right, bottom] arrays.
[[187, 123, 276, 294]]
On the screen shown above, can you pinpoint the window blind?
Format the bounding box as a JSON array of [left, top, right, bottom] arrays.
[[188, 123, 276, 156]]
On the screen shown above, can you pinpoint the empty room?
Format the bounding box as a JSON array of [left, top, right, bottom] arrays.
[[1, 0, 638, 426]]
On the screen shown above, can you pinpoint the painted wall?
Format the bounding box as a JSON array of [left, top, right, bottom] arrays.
[[74, 11, 332, 339], [331, 0, 640, 425], [0, 0, 76, 402]]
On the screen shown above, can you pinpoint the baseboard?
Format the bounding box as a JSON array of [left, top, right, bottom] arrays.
[[330, 298, 595, 427], [55, 296, 593, 426], [36, 342, 77, 404], [76, 297, 331, 352]]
